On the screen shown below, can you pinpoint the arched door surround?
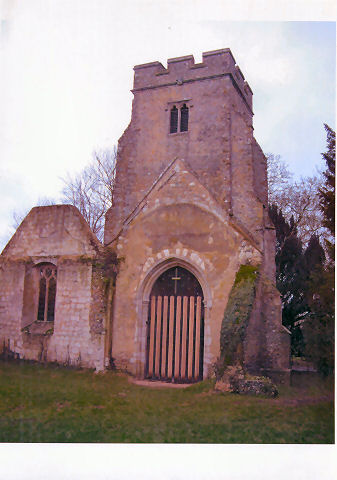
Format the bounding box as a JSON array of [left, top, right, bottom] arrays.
[[135, 257, 212, 381], [146, 266, 204, 382]]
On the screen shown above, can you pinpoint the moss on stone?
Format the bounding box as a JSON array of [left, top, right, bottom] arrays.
[[218, 264, 260, 373], [234, 264, 259, 285], [92, 248, 121, 292]]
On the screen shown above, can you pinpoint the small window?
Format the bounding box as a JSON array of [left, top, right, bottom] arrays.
[[170, 106, 178, 133], [169, 103, 189, 134], [180, 104, 189, 132], [37, 264, 57, 322]]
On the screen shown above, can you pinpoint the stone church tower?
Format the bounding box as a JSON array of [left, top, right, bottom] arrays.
[[105, 48, 290, 382], [0, 48, 290, 382]]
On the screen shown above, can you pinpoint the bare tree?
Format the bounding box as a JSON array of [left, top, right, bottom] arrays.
[[273, 175, 326, 245], [61, 147, 116, 241], [267, 153, 327, 245], [10, 148, 116, 242], [267, 153, 293, 205]]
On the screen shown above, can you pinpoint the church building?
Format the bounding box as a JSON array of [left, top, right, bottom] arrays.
[[0, 49, 290, 382]]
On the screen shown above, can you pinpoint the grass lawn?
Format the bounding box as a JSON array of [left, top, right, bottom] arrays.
[[0, 359, 334, 443]]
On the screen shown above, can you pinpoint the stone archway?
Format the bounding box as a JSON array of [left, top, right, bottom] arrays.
[[146, 265, 204, 382], [135, 257, 212, 381]]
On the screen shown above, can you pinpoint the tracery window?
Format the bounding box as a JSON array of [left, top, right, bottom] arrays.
[[37, 264, 57, 322]]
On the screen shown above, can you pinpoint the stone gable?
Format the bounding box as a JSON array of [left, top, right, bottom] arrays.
[[2, 205, 100, 259], [116, 158, 231, 234]]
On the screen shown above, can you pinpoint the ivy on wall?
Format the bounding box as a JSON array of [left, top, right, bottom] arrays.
[[218, 264, 259, 375]]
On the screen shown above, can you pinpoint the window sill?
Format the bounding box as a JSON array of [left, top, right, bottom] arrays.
[[168, 131, 189, 137], [22, 321, 54, 336]]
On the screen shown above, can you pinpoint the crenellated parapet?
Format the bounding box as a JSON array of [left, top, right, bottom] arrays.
[[133, 48, 252, 111]]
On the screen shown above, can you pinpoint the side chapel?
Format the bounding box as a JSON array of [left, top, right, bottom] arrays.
[[0, 49, 290, 382]]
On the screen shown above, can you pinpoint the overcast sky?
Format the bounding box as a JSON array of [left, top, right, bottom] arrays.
[[0, 1, 336, 253]]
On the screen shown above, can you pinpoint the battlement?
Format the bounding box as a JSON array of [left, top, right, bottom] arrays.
[[133, 48, 252, 110]]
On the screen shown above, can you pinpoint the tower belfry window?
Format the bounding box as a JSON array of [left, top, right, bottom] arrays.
[[180, 104, 189, 132], [170, 106, 178, 133], [169, 103, 189, 134]]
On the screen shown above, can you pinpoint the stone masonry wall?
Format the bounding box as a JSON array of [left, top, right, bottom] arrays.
[[2, 205, 98, 259], [0, 205, 106, 370], [105, 49, 262, 248], [46, 262, 92, 366], [105, 49, 290, 380], [0, 260, 25, 357], [110, 158, 262, 376]]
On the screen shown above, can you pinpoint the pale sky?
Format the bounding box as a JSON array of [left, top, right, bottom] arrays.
[[0, 1, 336, 253]]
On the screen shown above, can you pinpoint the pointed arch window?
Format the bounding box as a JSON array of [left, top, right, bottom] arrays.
[[37, 264, 57, 322]]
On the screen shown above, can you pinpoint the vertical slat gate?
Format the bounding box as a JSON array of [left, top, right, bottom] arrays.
[[154, 296, 162, 377], [147, 295, 203, 382], [188, 296, 195, 380], [161, 296, 168, 378], [194, 296, 202, 379], [174, 296, 182, 380], [180, 296, 188, 379], [148, 296, 156, 377], [167, 296, 175, 378]]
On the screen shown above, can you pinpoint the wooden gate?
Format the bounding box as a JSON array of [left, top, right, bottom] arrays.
[[147, 295, 203, 382], [146, 266, 204, 382]]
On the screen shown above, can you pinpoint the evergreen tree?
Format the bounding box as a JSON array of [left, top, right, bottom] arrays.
[[302, 235, 334, 375], [319, 124, 335, 240], [303, 125, 335, 375], [269, 125, 335, 372], [303, 234, 326, 274], [269, 204, 307, 355]]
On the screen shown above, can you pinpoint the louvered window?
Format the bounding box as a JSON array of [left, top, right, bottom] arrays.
[[170, 106, 178, 133], [180, 104, 189, 132]]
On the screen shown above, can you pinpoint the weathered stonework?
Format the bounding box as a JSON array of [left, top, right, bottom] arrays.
[[1, 48, 290, 382], [105, 49, 290, 381], [0, 205, 108, 370]]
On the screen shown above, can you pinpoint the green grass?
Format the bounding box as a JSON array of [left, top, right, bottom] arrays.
[[0, 360, 334, 443]]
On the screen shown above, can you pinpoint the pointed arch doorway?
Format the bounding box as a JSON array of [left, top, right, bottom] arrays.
[[146, 266, 204, 383]]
